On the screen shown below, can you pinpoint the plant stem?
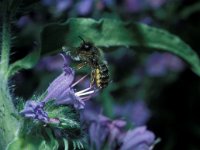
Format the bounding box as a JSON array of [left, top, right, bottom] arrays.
[[0, 79, 19, 149], [0, 1, 19, 149], [0, 4, 11, 78]]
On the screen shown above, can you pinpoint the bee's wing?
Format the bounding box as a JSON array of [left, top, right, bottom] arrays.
[[97, 48, 109, 65], [96, 47, 104, 59]]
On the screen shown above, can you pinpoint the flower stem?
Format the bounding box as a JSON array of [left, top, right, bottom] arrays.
[[0, 3, 11, 78], [0, 1, 20, 149], [0, 79, 19, 149]]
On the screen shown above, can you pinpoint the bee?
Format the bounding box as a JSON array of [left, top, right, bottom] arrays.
[[64, 36, 110, 89]]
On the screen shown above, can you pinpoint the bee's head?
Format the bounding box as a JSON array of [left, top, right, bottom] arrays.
[[79, 36, 93, 51]]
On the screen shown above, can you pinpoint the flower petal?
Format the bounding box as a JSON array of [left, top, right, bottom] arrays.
[[43, 69, 75, 102], [120, 126, 155, 150], [20, 100, 49, 123]]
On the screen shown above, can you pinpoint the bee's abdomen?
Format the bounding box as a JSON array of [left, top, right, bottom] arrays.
[[95, 63, 109, 89]]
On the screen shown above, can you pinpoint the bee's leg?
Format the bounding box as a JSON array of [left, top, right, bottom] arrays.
[[76, 62, 86, 70]]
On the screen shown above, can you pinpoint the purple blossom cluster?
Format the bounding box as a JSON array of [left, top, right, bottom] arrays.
[[41, 0, 72, 12], [89, 115, 125, 150], [20, 53, 158, 150], [76, 0, 94, 16], [124, 0, 166, 13], [120, 126, 156, 150], [20, 53, 95, 123], [41, 0, 94, 16], [20, 101, 49, 123], [114, 100, 151, 126], [40, 0, 167, 17], [16, 15, 32, 28], [145, 52, 185, 77], [83, 112, 157, 150], [36, 54, 69, 72]]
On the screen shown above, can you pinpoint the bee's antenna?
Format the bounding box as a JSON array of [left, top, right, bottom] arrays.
[[78, 36, 86, 44]]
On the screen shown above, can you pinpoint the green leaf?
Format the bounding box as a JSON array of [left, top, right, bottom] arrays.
[[7, 48, 40, 77], [41, 18, 200, 76], [6, 129, 59, 150]]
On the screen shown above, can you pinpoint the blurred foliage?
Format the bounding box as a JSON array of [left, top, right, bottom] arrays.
[[8, 48, 40, 77]]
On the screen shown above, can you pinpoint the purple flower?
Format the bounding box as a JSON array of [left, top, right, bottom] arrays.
[[42, 53, 96, 109], [163, 53, 185, 72], [123, 0, 166, 13], [88, 114, 126, 150], [147, 0, 166, 9], [124, 0, 145, 13], [43, 68, 95, 109], [81, 101, 101, 122], [21, 53, 95, 124], [41, 0, 72, 15], [145, 52, 185, 77], [89, 118, 110, 150], [114, 100, 151, 126], [145, 52, 168, 76], [56, 0, 72, 13], [36, 54, 69, 72], [131, 100, 151, 126], [76, 0, 93, 16], [120, 126, 156, 150], [20, 100, 49, 123], [87, 114, 157, 150], [16, 16, 32, 28], [20, 73, 94, 124]]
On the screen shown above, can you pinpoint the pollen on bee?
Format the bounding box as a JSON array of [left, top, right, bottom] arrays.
[[95, 69, 101, 78], [96, 69, 100, 74], [96, 74, 101, 79], [96, 80, 101, 87]]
